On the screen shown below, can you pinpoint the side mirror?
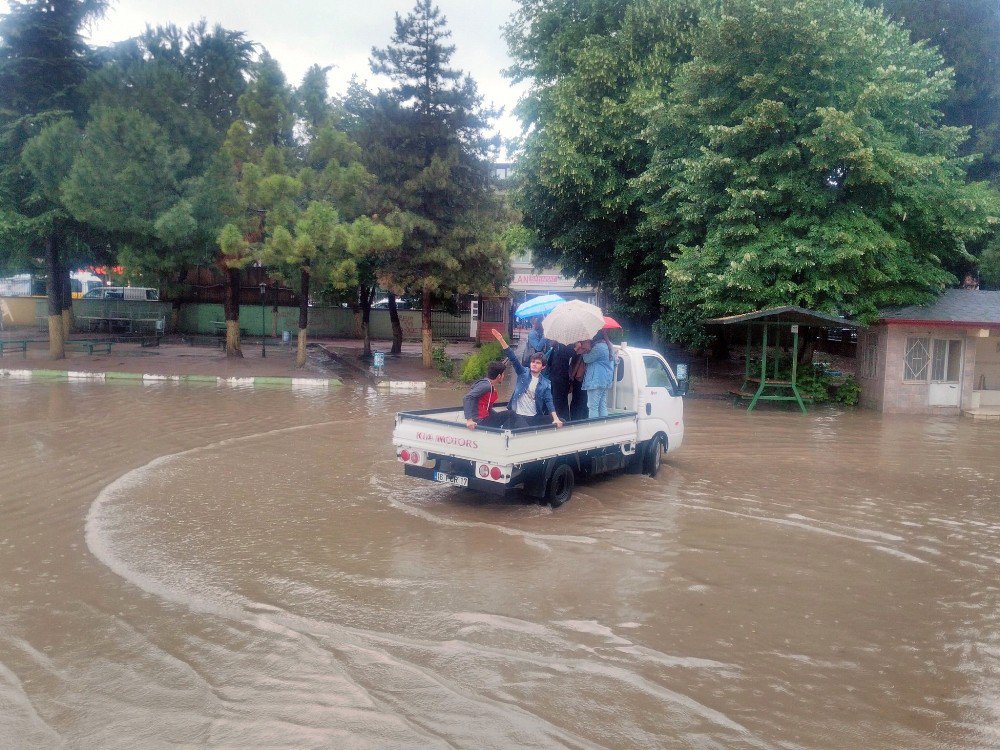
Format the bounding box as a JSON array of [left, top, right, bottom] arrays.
[[671, 363, 690, 397]]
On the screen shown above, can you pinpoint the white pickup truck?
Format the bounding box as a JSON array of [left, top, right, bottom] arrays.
[[392, 345, 688, 506]]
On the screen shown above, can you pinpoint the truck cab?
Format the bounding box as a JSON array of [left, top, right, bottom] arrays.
[[612, 346, 686, 453]]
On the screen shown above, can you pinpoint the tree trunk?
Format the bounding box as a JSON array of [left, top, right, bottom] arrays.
[[224, 266, 242, 357], [350, 285, 363, 338], [45, 234, 65, 359], [60, 265, 73, 339], [421, 282, 432, 368], [296, 264, 309, 368], [361, 285, 375, 359], [388, 292, 402, 354]]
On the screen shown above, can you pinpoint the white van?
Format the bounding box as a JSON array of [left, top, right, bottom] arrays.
[[82, 286, 159, 301]]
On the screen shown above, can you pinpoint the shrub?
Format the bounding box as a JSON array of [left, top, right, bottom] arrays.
[[795, 364, 832, 403], [460, 341, 503, 383], [834, 375, 861, 406], [432, 343, 455, 378]]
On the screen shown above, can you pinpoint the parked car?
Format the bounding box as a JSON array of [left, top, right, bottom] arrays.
[[373, 297, 416, 310], [82, 286, 159, 301]]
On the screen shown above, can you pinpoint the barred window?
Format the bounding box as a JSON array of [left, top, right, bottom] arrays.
[[930, 339, 962, 382], [480, 298, 504, 323], [860, 333, 878, 379], [903, 337, 930, 381]]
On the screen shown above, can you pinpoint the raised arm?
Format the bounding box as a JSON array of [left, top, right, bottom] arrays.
[[491, 328, 524, 374]]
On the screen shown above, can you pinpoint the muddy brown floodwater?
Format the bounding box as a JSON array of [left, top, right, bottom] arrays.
[[0, 379, 997, 749]]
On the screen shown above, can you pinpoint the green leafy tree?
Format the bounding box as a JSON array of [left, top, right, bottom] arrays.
[[296, 63, 335, 134], [222, 65, 401, 365], [505, 0, 708, 328], [864, 0, 1000, 282], [341, 83, 412, 354], [62, 107, 189, 236], [85, 21, 255, 176], [641, 0, 1000, 346], [866, 0, 1000, 183], [0, 0, 108, 356], [64, 22, 254, 325], [211, 55, 297, 356], [240, 52, 295, 151], [369, 0, 508, 366]]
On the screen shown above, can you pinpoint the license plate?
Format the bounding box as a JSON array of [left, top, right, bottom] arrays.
[[434, 471, 468, 487]]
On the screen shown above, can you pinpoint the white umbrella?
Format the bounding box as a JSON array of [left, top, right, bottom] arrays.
[[542, 300, 606, 345]]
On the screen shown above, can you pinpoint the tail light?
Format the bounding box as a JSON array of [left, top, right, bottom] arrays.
[[398, 449, 422, 464], [475, 463, 511, 483]]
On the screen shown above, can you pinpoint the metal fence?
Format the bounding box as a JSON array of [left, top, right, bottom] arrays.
[[33, 299, 172, 334]]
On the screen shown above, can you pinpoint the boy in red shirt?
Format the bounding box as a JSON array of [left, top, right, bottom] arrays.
[[463, 361, 507, 429]]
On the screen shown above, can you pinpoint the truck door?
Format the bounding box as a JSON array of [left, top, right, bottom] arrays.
[[637, 354, 684, 445], [612, 349, 637, 412]]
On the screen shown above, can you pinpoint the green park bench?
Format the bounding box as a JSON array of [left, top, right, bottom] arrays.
[[65, 340, 114, 355], [0, 339, 30, 357]]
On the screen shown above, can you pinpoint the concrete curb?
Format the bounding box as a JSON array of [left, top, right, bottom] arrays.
[[316, 343, 427, 391], [0, 368, 341, 389], [375, 380, 427, 392]]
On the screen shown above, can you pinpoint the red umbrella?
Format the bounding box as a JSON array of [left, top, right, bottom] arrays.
[[602, 316, 622, 330]]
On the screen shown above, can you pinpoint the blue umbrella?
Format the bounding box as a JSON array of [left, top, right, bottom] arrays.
[[514, 294, 565, 320]]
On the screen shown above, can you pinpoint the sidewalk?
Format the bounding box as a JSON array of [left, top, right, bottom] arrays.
[[0, 330, 729, 396], [0, 331, 474, 388], [318, 336, 476, 387]]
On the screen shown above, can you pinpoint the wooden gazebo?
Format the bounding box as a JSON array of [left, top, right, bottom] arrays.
[[703, 306, 860, 413]]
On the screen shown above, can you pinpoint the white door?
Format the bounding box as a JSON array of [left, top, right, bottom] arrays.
[[637, 354, 685, 447], [469, 300, 479, 338], [611, 350, 636, 412], [928, 338, 963, 406]]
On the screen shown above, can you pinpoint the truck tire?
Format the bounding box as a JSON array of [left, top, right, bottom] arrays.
[[546, 463, 575, 508], [644, 436, 663, 478]]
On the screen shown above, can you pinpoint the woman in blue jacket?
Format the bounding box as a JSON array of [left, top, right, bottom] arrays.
[[577, 333, 615, 419]]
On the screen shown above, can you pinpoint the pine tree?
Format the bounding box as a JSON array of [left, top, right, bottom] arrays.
[[369, 0, 507, 367], [0, 0, 108, 357]]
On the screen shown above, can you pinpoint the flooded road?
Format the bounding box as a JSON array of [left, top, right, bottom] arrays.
[[0, 379, 997, 749]]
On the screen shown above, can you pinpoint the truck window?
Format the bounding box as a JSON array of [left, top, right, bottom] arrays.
[[643, 355, 675, 389]]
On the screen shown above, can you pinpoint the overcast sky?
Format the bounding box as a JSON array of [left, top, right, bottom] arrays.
[[2, 0, 527, 150]]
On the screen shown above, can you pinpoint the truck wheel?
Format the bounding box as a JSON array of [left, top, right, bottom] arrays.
[[546, 464, 575, 508], [644, 437, 663, 478]]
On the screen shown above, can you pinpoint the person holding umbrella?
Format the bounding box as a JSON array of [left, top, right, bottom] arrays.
[[540, 300, 615, 420], [491, 329, 564, 429]]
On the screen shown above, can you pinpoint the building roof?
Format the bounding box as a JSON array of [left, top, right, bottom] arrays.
[[878, 289, 1000, 327], [702, 305, 858, 328]]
